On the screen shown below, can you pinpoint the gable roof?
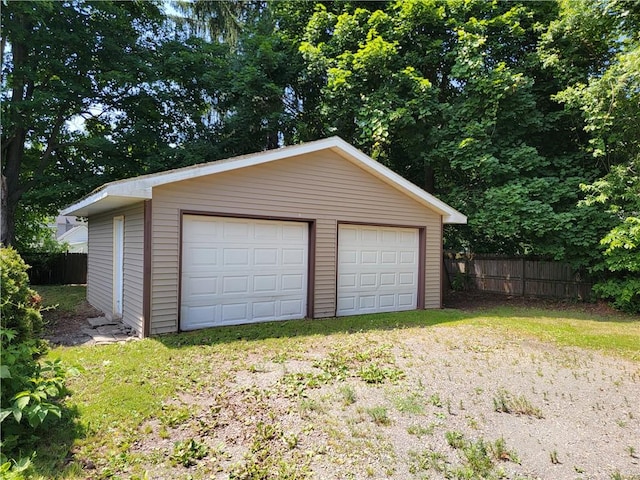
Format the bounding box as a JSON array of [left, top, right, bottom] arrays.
[[57, 224, 88, 243], [62, 136, 467, 224]]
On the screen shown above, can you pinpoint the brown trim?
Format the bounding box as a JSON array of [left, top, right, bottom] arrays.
[[337, 220, 424, 230], [180, 209, 316, 224], [177, 211, 185, 332], [418, 227, 426, 309], [439, 216, 444, 309], [142, 200, 152, 337], [307, 221, 316, 319], [178, 211, 315, 330], [335, 222, 426, 313], [334, 220, 339, 317]]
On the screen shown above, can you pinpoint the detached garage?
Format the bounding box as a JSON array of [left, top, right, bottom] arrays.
[[62, 137, 466, 337]]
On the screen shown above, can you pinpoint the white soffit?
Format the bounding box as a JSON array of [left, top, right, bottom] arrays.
[[61, 137, 467, 224]]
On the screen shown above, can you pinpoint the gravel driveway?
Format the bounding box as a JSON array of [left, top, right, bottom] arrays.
[[133, 320, 639, 479], [44, 292, 640, 479]]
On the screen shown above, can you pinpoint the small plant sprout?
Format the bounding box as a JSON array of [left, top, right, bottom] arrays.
[[407, 424, 435, 437], [366, 406, 391, 426], [170, 438, 208, 467], [394, 392, 424, 414], [550, 450, 561, 464], [445, 431, 466, 449], [283, 432, 298, 450], [338, 384, 357, 406], [493, 388, 544, 419], [428, 393, 443, 407]]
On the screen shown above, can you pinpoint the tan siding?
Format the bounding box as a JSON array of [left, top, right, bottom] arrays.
[[314, 218, 337, 317], [86, 203, 145, 335], [87, 214, 113, 316], [122, 203, 144, 335], [425, 223, 442, 308], [151, 151, 442, 334]]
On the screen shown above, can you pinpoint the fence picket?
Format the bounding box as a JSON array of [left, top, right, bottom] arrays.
[[444, 255, 592, 300], [22, 253, 88, 285]]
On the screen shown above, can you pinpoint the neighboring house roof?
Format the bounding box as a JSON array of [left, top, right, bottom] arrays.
[[57, 224, 88, 243], [57, 224, 88, 253], [62, 136, 467, 224], [54, 215, 83, 237]]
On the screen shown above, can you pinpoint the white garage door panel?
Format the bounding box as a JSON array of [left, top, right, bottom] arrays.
[[181, 216, 308, 330], [337, 225, 419, 316]]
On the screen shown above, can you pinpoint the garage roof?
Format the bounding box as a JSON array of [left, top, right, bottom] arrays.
[[62, 136, 467, 224]]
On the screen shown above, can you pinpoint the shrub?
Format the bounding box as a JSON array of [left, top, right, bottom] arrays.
[[0, 247, 73, 474], [593, 276, 640, 314], [0, 247, 43, 341]]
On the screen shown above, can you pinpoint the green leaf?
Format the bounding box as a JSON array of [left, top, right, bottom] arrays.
[[14, 394, 30, 410], [11, 407, 22, 424], [0, 365, 11, 379]]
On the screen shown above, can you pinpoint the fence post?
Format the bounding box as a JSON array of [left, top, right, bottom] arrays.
[[465, 256, 470, 290], [521, 257, 526, 297]]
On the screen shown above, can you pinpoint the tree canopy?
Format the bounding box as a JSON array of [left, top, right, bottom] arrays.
[[1, 0, 637, 310]]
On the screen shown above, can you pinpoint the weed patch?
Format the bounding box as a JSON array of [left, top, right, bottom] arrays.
[[338, 384, 357, 406], [407, 423, 436, 437], [365, 406, 391, 426], [228, 421, 312, 479], [493, 389, 544, 419], [170, 438, 208, 467], [410, 432, 520, 479], [357, 363, 404, 383], [393, 392, 425, 414]]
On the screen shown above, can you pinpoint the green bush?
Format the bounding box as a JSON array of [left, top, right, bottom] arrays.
[[593, 217, 640, 314], [1, 247, 43, 341], [593, 277, 640, 314], [0, 247, 73, 475]]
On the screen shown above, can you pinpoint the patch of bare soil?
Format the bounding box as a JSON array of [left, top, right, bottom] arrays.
[[43, 300, 102, 346], [444, 289, 623, 317], [52, 292, 639, 479], [124, 322, 639, 480]]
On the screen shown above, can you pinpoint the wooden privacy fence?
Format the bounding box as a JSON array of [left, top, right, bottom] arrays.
[[444, 255, 592, 300], [22, 253, 88, 285]]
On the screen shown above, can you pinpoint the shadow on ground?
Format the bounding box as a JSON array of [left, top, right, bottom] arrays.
[[29, 403, 85, 478], [157, 308, 470, 349]]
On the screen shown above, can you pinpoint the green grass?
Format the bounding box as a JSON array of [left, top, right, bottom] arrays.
[[34, 284, 88, 313], [29, 286, 639, 478], [34, 285, 640, 360], [465, 308, 640, 360]]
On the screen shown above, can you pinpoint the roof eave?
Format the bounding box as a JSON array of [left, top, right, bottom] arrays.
[[61, 188, 150, 217], [443, 212, 467, 224], [61, 136, 467, 224]]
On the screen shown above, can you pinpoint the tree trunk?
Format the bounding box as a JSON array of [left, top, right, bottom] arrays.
[[0, 175, 9, 246], [1, 20, 29, 247], [424, 163, 435, 194]]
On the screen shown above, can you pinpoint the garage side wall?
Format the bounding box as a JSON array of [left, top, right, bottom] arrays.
[[150, 151, 442, 335], [87, 212, 113, 317], [87, 202, 145, 335]]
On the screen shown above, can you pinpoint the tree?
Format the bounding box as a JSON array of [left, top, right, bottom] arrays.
[[297, 0, 606, 262], [544, 0, 640, 310], [1, 1, 167, 245], [171, 0, 246, 46]]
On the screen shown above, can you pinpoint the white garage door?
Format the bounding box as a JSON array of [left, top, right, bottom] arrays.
[[181, 215, 308, 330], [337, 224, 419, 316]]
